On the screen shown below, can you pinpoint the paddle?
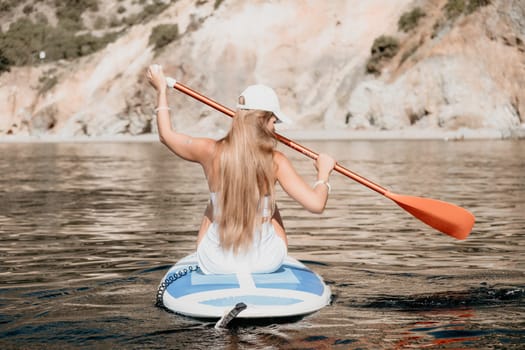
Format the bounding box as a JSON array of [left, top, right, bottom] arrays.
[[164, 77, 475, 240]]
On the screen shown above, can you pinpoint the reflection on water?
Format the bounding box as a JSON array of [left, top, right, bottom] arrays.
[[0, 140, 523, 349]]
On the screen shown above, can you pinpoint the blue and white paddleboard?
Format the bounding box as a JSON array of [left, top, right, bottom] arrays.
[[158, 253, 331, 319]]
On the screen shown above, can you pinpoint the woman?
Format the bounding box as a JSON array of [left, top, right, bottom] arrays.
[[146, 64, 335, 274]]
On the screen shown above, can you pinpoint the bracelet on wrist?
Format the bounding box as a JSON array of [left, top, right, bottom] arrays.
[[313, 180, 331, 194], [154, 106, 171, 113]]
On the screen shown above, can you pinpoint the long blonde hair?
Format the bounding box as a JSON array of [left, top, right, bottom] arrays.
[[216, 109, 277, 253]]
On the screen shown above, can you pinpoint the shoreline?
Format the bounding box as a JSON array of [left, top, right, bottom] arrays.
[[0, 127, 523, 143]]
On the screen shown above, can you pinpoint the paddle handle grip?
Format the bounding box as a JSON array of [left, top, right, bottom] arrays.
[[167, 79, 389, 196]]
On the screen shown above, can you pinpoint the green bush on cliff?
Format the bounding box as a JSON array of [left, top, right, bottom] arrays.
[[0, 0, 15, 13], [22, 4, 33, 15], [38, 69, 59, 95], [445, 0, 466, 19], [433, 0, 491, 38], [55, 0, 100, 31], [121, 1, 170, 26], [214, 0, 225, 10], [149, 23, 179, 52], [0, 17, 118, 67], [0, 0, 183, 74], [0, 49, 12, 74], [466, 0, 491, 14], [0, 18, 49, 66], [366, 35, 400, 75], [445, 0, 491, 19], [0, 0, 120, 73], [398, 7, 426, 32]]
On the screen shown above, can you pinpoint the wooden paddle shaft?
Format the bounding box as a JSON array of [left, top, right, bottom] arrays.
[[171, 81, 389, 196]]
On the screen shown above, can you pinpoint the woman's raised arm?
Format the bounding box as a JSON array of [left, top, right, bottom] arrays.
[[274, 151, 335, 214], [146, 64, 215, 163]]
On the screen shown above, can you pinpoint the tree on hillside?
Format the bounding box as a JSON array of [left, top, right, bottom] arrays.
[[0, 49, 12, 74]]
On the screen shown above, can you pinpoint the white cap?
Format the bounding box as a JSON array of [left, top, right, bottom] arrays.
[[236, 84, 292, 124]]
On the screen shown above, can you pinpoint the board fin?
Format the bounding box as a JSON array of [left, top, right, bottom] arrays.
[[214, 302, 247, 329]]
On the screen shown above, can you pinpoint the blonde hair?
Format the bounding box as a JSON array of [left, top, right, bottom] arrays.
[[216, 109, 277, 253]]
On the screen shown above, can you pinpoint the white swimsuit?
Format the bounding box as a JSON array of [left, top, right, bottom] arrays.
[[196, 193, 287, 274]]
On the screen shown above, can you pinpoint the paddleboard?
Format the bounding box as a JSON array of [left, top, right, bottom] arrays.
[[157, 253, 331, 319]]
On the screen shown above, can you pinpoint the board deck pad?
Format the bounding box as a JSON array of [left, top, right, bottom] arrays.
[[160, 253, 331, 319]]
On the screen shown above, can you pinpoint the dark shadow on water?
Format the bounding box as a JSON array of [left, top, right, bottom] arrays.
[[156, 305, 308, 328], [216, 315, 307, 328], [298, 259, 330, 267], [0, 318, 129, 346], [356, 284, 525, 348], [122, 313, 307, 349], [362, 284, 524, 310]]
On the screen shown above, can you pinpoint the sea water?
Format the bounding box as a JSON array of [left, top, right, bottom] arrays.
[[0, 140, 523, 349]]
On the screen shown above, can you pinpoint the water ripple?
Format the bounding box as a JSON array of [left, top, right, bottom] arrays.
[[0, 140, 523, 348]]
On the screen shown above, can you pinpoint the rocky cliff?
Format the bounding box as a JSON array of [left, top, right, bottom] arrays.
[[0, 0, 524, 139]]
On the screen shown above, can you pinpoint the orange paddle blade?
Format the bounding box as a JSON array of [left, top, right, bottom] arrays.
[[385, 192, 475, 240]]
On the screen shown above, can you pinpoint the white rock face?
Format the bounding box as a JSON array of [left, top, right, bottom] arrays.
[[345, 0, 525, 135], [0, 0, 523, 139], [348, 56, 522, 132]]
